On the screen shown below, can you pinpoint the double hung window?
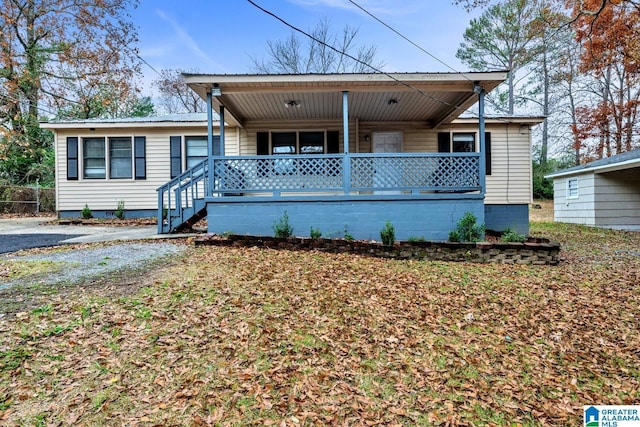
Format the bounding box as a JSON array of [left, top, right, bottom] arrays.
[[77, 136, 144, 180], [83, 138, 107, 179]]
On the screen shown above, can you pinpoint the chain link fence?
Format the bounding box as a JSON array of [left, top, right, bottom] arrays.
[[0, 182, 56, 214]]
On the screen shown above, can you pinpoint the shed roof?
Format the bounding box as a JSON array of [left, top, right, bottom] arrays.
[[546, 148, 640, 179]]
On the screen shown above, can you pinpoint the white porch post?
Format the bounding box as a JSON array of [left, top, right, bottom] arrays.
[[207, 90, 214, 195], [476, 84, 486, 196], [342, 90, 350, 194]]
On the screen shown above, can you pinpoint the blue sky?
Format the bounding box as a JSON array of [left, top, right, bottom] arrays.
[[131, 0, 481, 96]]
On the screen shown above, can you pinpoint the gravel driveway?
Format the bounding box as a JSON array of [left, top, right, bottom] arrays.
[[0, 242, 188, 291]]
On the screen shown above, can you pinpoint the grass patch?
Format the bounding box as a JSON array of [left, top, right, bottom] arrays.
[[0, 223, 638, 425], [0, 260, 65, 281]]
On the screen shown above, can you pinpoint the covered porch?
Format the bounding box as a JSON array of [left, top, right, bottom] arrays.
[[158, 72, 508, 240]]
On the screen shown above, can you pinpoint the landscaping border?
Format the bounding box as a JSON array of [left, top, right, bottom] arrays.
[[195, 234, 561, 265]]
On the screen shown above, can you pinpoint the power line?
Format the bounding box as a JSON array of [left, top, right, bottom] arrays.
[[346, 0, 469, 78], [245, 0, 467, 111]]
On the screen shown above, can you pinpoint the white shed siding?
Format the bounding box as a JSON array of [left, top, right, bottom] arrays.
[[54, 126, 242, 213], [594, 169, 640, 226], [553, 174, 596, 225]]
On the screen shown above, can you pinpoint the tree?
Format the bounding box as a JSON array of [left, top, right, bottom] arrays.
[[572, 0, 640, 158], [152, 68, 206, 114], [250, 18, 384, 74], [455, 0, 640, 13], [0, 0, 141, 183], [456, 0, 542, 114]]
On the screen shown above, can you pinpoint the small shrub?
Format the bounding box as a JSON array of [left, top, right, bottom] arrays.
[[380, 220, 395, 246], [407, 236, 426, 242], [115, 200, 125, 220], [449, 211, 485, 242], [273, 210, 294, 238], [501, 227, 527, 243], [310, 226, 322, 239], [81, 204, 93, 219], [343, 226, 354, 241]]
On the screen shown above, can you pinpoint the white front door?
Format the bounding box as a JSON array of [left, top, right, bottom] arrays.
[[372, 132, 402, 194], [372, 132, 402, 153]]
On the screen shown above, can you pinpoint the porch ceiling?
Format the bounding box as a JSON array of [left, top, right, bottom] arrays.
[[184, 72, 508, 128]]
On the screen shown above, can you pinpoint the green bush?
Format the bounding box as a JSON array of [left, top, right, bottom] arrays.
[[81, 204, 93, 219], [343, 226, 354, 241], [310, 227, 322, 239], [380, 220, 395, 246], [407, 236, 426, 242], [115, 200, 125, 220], [273, 210, 294, 238], [501, 227, 527, 243], [449, 211, 485, 242]]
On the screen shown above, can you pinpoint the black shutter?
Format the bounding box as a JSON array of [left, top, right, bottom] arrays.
[[327, 131, 340, 154], [438, 132, 450, 152], [134, 136, 146, 180], [256, 132, 269, 155], [170, 136, 182, 178], [212, 135, 221, 156], [256, 132, 269, 177], [67, 137, 78, 180], [485, 132, 492, 176]]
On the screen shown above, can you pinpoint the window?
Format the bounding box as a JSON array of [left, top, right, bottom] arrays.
[[267, 131, 328, 154], [452, 133, 475, 152], [567, 178, 579, 199], [109, 137, 132, 179], [272, 132, 297, 154], [77, 136, 145, 180], [438, 131, 491, 175], [300, 131, 324, 154], [83, 137, 106, 179], [185, 136, 208, 169]]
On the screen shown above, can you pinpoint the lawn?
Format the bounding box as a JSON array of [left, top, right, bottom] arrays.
[[1, 212, 639, 426]]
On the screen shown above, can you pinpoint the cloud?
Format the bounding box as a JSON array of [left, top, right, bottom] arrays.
[[155, 9, 226, 71]]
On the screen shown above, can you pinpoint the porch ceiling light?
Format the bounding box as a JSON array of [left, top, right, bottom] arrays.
[[387, 99, 398, 106], [285, 100, 301, 108]]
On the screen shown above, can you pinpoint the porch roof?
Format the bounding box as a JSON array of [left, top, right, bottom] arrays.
[[184, 72, 508, 129]]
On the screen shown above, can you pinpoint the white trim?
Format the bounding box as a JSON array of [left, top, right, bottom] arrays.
[[546, 158, 640, 179]]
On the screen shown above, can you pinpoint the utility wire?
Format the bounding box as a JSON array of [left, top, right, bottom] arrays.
[[245, 0, 468, 111], [346, 0, 470, 78]]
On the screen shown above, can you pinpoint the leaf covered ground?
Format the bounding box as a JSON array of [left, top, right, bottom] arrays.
[[1, 219, 639, 426]]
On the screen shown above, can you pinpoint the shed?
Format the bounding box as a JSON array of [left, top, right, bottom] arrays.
[[546, 149, 640, 230]]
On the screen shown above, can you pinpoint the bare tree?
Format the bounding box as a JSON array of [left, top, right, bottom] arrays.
[[152, 68, 207, 114], [250, 18, 383, 74]]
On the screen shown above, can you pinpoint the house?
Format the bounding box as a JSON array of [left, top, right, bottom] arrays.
[[546, 148, 640, 230], [43, 72, 543, 240]]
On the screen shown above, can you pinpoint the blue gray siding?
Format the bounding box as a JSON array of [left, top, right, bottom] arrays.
[[484, 204, 529, 234], [206, 196, 484, 241]]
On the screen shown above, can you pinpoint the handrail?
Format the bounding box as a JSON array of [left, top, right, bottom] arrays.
[[157, 152, 482, 233]]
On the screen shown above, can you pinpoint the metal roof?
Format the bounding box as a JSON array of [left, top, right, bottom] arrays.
[[40, 113, 213, 129], [546, 148, 640, 178], [184, 71, 509, 129]]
